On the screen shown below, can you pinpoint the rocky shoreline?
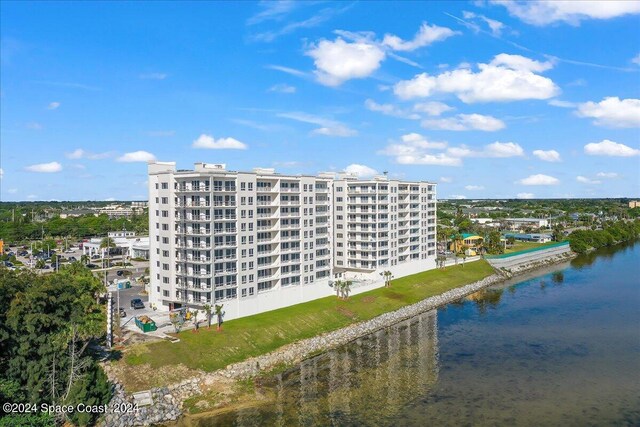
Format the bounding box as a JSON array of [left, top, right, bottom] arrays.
[[102, 253, 575, 426]]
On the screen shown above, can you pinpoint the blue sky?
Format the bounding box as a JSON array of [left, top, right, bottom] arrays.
[[1, 0, 639, 201]]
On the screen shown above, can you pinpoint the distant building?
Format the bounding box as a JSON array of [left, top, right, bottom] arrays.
[[449, 233, 483, 256], [504, 218, 549, 230], [504, 233, 552, 243], [629, 201, 640, 208], [59, 209, 97, 219], [470, 218, 501, 227], [82, 235, 149, 259], [108, 231, 136, 238]]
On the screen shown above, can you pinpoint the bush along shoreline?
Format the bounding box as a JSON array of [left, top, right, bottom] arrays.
[[568, 219, 640, 254]]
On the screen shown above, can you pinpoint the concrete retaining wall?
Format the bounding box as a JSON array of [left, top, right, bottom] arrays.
[[486, 242, 573, 273]]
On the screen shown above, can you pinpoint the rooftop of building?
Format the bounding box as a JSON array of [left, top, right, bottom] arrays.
[[149, 162, 436, 184]]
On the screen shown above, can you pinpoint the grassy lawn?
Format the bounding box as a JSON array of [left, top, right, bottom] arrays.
[[119, 261, 494, 389], [505, 241, 559, 254]]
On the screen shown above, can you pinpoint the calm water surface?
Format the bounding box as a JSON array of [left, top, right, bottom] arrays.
[[194, 242, 640, 426]]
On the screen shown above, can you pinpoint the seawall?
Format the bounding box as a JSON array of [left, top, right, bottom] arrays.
[[485, 242, 574, 276], [103, 250, 574, 426]]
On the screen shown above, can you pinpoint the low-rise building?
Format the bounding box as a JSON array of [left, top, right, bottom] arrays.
[[504, 233, 552, 243], [449, 233, 483, 256], [628, 201, 639, 209], [504, 218, 549, 230]]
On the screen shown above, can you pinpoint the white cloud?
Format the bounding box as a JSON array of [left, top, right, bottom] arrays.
[[516, 174, 560, 186], [448, 194, 467, 200], [192, 134, 248, 150], [364, 99, 420, 119], [65, 148, 112, 160], [0, 168, 3, 179], [313, 125, 357, 137], [382, 22, 458, 51], [633, 53, 640, 65], [516, 192, 535, 199], [139, 73, 167, 80], [440, 176, 452, 183], [548, 99, 576, 108], [344, 164, 378, 178], [491, 0, 640, 26], [379, 134, 524, 166], [413, 101, 453, 116], [266, 64, 308, 77], [8, 188, 17, 194], [394, 53, 559, 103], [422, 113, 505, 131], [533, 149, 561, 162], [25, 161, 63, 173], [47, 101, 60, 110], [105, 197, 116, 202], [116, 151, 157, 162], [26, 122, 43, 130], [576, 175, 601, 185], [447, 141, 524, 158], [584, 139, 640, 157], [465, 185, 484, 190], [576, 97, 640, 128], [378, 136, 461, 165], [277, 112, 357, 137], [596, 172, 618, 178], [306, 36, 385, 86], [400, 133, 449, 149], [268, 83, 296, 93], [490, 53, 554, 72], [462, 11, 506, 36]]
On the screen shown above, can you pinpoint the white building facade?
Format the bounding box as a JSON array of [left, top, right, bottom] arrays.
[[148, 162, 437, 320]]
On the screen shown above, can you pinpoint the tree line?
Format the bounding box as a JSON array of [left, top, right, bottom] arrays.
[[568, 220, 640, 254], [0, 264, 111, 426], [0, 212, 148, 244]]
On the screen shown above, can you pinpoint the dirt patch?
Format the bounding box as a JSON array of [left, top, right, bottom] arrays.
[[336, 306, 357, 319], [383, 290, 405, 300], [361, 296, 376, 304], [107, 361, 203, 393]]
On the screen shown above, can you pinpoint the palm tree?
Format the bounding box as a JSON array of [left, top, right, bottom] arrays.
[[552, 223, 564, 242], [379, 270, 393, 287], [334, 280, 343, 298], [214, 304, 225, 331], [453, 232, 464, 254], [204, 304, 212, 329], [80, 254, 89, 265], [340, 280, 353, 300]]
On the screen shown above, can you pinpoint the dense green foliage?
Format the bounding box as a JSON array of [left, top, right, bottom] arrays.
[[0, 203, 147, 244], [0, 264, 111, 425], [568, 220, 640, 254]]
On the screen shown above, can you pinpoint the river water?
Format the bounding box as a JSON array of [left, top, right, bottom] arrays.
[[194, 242, 640, 426]]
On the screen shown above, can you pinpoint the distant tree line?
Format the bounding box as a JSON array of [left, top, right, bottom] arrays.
[[0, 264, 111, 426], [0, 211, 148, 244], [568, 220, 640, 254]]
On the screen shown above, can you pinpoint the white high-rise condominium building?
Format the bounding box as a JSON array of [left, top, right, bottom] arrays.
[[332, 176, 437, 274], [148, 162, 436, 320]]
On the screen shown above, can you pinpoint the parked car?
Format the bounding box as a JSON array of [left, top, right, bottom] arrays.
[[68, 256, 77, 262], [130, 298, 145, 309], [116, 270, 124, 276], [86, 263, 99, 269], [118, 307, 127, 318]]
